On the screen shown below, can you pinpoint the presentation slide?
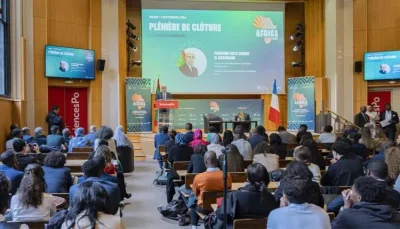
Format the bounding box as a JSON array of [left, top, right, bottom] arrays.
[[45, 45, 95, 80], [142, 9, 284, 94], [364, 51, 400, 81]]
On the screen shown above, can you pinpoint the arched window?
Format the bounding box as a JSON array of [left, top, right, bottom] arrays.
[[0, 0, 10, 96]]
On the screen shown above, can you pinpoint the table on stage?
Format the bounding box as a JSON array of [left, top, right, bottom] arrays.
[[222, 120, 258, 131]]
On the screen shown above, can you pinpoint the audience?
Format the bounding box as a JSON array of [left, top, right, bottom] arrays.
[[153, 125, 170, 169], [94, 145, 116, 175], [269, 133, 287, 159], [274, 161, 324, 208], [62, 128, 71, 146], [277, 126, 297, 145], [6, 128, 22, 151], [113, 125, 133, 149], [0, 172, 21, 228], [207, 133, 225, 158], [343, 124, 358, 138], [248, 128, 256, 138], [190, 151, 232, 229], [359, 127, 376, 151], [0, 151, 23, 194], [216, 163, 278, 226], [6, 124, 19, 141], [43, 152, 72, 193], [189, 129, 209, 148], [10, 164, 56, 222], [206, 126, 221, 143], [165, 129, 177, 152], [348, 133, 369, 161], [70, 159, 120, 215], [366, 141, 396, 166], [384, 147, 400, 183], [374, 125, 388, 145], [95, 126, 118, 161], [221, 130, 234, 147], [232, 130, 253, 160], [317, 125, 336, 143], [13, 139, 39, 172], [301, 139, 326, 170], [183, 122, 194, 144], [331, 176, 400, 229], [85, 125, 97, 147], [79, 155, 117, 184], [248, 125, 268, 149], [68, 127, 89, 152], [46, 126, 66, 149], [168, 133, 194, 166], [252, 142, 279, 172], [321, 141, 364, 186], [268, 176, 330, 229], [187, 144, 207, 173], [21, 127, 34, 143], [34, 127, 47, 146], [294, 146, 321, 184], [218, 144, 244, 172], [296, 124, 312, 144]]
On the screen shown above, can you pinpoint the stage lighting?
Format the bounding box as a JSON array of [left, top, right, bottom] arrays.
[[127, 30, 140, 40], [126, 20, 136, 30], [127, 40, 137, 52], [131, 60, 142, 66], [293, 40, 303, 52], [291, 62, 304, 68]]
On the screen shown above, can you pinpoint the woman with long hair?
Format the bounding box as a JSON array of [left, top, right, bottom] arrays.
[[253, 142, 279, 172], [374, 125, 388, 146], [294, 146, 321, 184], [359, 127, 376, 151], [384, 147, 400, 183], [269, 133, 287, 159], [222, 130, 234, 147], [62, 181, 125, 229], [218, 144, 244, 172], [300, 139, 326, 170], [94, 126, 118, 161], [10, 164, 56, 221]]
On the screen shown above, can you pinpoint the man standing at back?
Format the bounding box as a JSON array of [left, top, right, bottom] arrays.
[[46, 105, 63, 134], [190, 151, 232, 229], [380, 103, 399, 141]]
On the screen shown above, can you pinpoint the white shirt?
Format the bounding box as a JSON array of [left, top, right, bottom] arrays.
[[11, 193, 56, 222], [231, 139, 253, 160], [207, 143, 225, 158], [385, 110, 392, 121], [317, 133, 337, 143], [308, 163, 321, 184], [253, 154, 279, 172]]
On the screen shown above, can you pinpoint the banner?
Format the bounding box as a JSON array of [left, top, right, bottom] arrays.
[[126, 78, 152, 132], [368, 91, 392, 116], [170, 99, 264, 129], [287, 77, 315, 131]]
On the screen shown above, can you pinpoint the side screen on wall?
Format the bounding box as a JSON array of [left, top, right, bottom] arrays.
[[364, 51, 400, 81], [45, 45, 95, 80]]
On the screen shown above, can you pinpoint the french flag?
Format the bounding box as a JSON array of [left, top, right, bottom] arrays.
[[269, 79, 280, 125]]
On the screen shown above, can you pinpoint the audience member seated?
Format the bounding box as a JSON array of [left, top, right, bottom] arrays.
[[367, 142, 396, 165], [253, 142, 279, 172], [321, 141, 364, 186], [215, 163, 278, 227], [113, 125, 133, 150], [359, 127, 376, 151], [221, 130, 234, 147], [248, 125, 268, 150], [207, 133, 225, 158], [277, 126, 297, 145], [70, 159, 120, 215], [79, 155, 117, 184], [301, 139, 326, 170], [94, 145, 117, 175], [6, 128, 22, 151], [153, 125, 170, 169], [348, 133, 369, 161], [187, 144, 207, 173], [294, 146, 321, 184], [218, 144, 244, 172], [68, 127, 89, 152], [34, 127, 47, 146], [296, 124, 312, 144], [62, 181, 126, 228], [46, 126, 66, 149], [62, 128, 71, 146], [342, 124, 358, 138], [0, 151, 23, 194], [385, 147, 400, 185], [189, 129, 209, 148], [269, 133, 287, 159], [249, 128, 256, 138], [165, 129, 177, 152], [85, 125, 97, 147], [94, 126, 118, 159], [317, 125, 336, 143], [234, 125, 247, 140], [268, 176, 330, 229], [331, 176, 400, 229], [232, 130, 253, 160], [21, 127, 34, 144], [206, 126, 221, 142], [0, 172, 22, 228], [10, 164, 56, 222], [328, 160, 400, 213], [43, 152, 73, 193], [190, 151, 232, 229], [6, 124, 19, 141], [13, 139, 39, 172], [183, 123, 194, 145]]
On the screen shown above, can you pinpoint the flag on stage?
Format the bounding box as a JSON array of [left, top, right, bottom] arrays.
[[156, 76, 161, 94], [269, 79, 280, 125]]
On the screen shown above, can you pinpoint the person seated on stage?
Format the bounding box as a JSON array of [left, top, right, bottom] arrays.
[[317, 125, 337, 143], [294, 146, 321, 184], [13, 139, 39, 172], [267, 176, 330, 229], [69, 159, 120, 215], [153, 125, 170, 169], [68, 127, 90, 152], [33, 127, 47, 146], [296, 124, 312, 144], [321, 141, 364, 187], [269, 133, 287, 159], [328, 159, 400, 213], [85, 125, 97, 147], [207, 133, 225, 158], [331, 176, 400, 229], [46, 126, 67, 149], [215, 163, 278, 227], [190, 151, 232, 229], [221, 130, 234, 147], [278, 126, 297, 145], [165, 129, 177, 153], [252, 142, 279, 173], [6, 128, 23, 151], [183, 123, 194, 144], [21, 127, 34, 144], [42, 151, 73, 193], [189, 129, 209, 149], [248, 125, 269, 150], [187, 144, 207, 174], [0, 151, 23, 194], [232, 130, 253, 160], [348, 133, 369, 161], [218, 144, 244, 173]]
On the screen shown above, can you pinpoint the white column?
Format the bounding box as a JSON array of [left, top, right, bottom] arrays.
[[325, 0, 353, 121], [101, 0, 120, 128]]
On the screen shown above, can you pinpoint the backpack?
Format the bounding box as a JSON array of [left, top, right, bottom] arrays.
[[153, 169, 168, 186], [158, 199, 188, 221]]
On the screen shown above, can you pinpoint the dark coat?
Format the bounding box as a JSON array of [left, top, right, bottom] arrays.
[[274, 180, 324, 208], [46, 111, 62, 133], [168, 145, 193, 165], [165, 139, 177, 153], [296, 131, 312, 144], [187, 154, 207, 174], [179, 63, 198, 77], [248, 134, 268, 150], [15, 154, 39, 172], [270, 144, 287, 159], [352, 143, 369, 161], [354, 112, 370, 128], [155, 91, 173, 100], [321, 153, 364, 186], [34, 135, 47, 146], [43, 166, 73, 193], [183, 131, 194, 145]]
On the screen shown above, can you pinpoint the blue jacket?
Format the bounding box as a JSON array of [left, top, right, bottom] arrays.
[[85, 132, 97, 147], [77, 173, 117, 184], [153, 133, 170, 160], [0, 165, 23, 194], [183, 131, 194, 144], [69, 177, 120, 215], [34, 135, 47, 146], [22, 135, 34, 144], [43, 166, 73, 193], [248, 134, 268, 149]]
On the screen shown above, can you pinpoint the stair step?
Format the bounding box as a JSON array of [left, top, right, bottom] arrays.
[[134, 154, 146, 161]]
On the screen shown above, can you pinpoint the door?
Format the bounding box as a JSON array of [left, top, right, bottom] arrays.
[[48, 87, 88, 134]]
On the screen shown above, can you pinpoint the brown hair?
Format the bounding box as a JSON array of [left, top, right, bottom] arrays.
[[294, 146, 311, 163], [253, 142, 273, 156], [384, 147, 400, 180]]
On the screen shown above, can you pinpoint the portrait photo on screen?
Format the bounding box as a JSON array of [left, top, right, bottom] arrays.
[[178, 48, 207, 77], [364, 50, 400, 81]]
